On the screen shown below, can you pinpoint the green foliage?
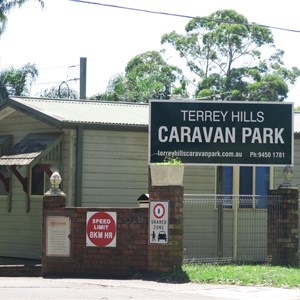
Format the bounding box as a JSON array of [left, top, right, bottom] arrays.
[[151, 157, 182, 166], [0, 72, 8, 100], [294, 106, 300, 112], [0, 63, 38, 96], [39, 84, 78, 99], [161, 9, 300, 101], [156, 156, 182, 165], [162, 264, 300, 288], [96, 50, 188, 102], [180, 264, 300, 288], [97, 9, 299, 102]]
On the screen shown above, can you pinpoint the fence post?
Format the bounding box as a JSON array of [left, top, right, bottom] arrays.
[[268, 185, 299, 266], [232, 195, 238, 261], [216, 167, 224, 258]]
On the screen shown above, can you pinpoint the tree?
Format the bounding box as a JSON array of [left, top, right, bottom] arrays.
[[161, 9, 300, 101], [0, 63, 38, 96], [295, 106, 300, 112], [95, 50, 188, 102], [0, 76, 8, 99], [0, 0, 44, 36], [39, 82, 78, 99], [92, 73, 128, 101]]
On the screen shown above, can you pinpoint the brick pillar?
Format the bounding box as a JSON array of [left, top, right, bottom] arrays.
[[147, 185, 184, 273], [43, 194, 66, 210], [42, 172, 67, 276], [268, 188, 299, 266]]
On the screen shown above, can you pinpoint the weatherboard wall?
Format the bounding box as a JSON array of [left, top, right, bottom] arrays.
[[81, 129, 216, 208], [0, 110, 72, 259], [81, 129, 149, 207]]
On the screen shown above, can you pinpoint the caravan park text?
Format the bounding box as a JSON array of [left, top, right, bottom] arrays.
[[158, 109, 285, 144]]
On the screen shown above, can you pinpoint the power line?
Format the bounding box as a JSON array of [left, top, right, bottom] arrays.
[[68, 0, 300, 33], [68, 0, 197, 20], [32, 64, 80, 87], [32, 81, 61, 86], [32, 78, 79, 86]]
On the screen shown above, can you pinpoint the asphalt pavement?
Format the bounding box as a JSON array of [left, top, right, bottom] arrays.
[[0, 277, 299, 300]]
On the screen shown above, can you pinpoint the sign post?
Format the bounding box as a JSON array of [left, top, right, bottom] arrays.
[[86, 211, 117, 247], [149, 200, 169, 245]]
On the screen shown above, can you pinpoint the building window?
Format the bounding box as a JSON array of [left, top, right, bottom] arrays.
[[218, 166, 270, 208], [239, 167, 253, 195], [223, 166, 233, 194], [255, 167, 269, 208], [223, 166, 233, 207], [30, 165, 51, 196], [31, 165, 45, 195], [0, 166, 8, 195]]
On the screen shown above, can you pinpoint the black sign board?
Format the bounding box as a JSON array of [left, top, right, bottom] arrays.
[[149, 101, 293, 166]]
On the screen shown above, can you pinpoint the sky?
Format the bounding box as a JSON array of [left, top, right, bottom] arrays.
[[1, 0, 300, 105]]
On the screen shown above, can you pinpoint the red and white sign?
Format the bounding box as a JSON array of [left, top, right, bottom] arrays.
[[149, 200, 169, 245], [86, 211, 117, 247], [153, 203, 165, 219]]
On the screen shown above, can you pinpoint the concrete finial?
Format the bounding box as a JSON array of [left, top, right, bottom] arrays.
[[46, 171, 65, 196], [50, 171, 61, 189], [279, 166, 297, 189]]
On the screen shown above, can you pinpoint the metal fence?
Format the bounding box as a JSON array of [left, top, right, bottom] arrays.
[[183, 194, 284, 263]]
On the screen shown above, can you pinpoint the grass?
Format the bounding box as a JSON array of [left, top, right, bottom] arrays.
[[162, 264, 300, 288]]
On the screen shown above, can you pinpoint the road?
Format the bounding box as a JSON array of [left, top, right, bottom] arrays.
[[0, 277, 299, 300]]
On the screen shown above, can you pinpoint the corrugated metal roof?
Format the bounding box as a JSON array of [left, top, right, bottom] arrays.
[[6, 97, 300, 134], [0, 132, 62, 166], [9, 97, 149, 127]]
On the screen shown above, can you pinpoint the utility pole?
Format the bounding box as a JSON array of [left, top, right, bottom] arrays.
[[76, 57, 87, 207], [79, 57, 87, 99], [217, 165, 224, 258]]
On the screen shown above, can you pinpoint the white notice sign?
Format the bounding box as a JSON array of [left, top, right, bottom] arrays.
[[149, 200, 169, 244], [46, 216, 71, 257]]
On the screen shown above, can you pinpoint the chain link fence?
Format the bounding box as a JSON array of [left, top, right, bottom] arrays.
[[183, 194, 285, 263]]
